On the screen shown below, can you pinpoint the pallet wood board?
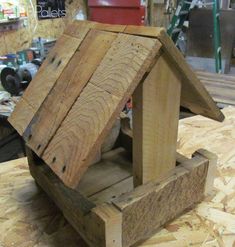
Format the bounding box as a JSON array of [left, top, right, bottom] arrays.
[[24, 30, 118, 156], [1, 107, 235, 247], [133, 52, 182, 186], [9, 29, 90, 135], [8, 21, 223, 189]]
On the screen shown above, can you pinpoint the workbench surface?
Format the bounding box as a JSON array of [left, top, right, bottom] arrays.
[[1, 107, 235, 247]]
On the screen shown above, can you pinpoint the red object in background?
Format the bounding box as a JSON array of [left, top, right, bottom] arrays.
[[88, 0, 146, 25]]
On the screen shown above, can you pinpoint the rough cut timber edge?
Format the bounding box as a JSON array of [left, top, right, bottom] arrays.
[[27, 148, 212, 247]]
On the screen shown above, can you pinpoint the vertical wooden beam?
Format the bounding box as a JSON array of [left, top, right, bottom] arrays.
[[148, 0, 154, 26], [133, 52, 182, 187]]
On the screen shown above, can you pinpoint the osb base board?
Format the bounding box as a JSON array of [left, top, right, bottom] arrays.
[[26, 147, 209, 247], [1, 107, 235, 247]]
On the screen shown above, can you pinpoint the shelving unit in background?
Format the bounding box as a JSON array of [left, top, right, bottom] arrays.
[[0, 17, 27, 32]]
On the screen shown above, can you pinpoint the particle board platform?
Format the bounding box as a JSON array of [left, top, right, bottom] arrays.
[[1, 107, 235, 247], [197, 71, 235, 107]]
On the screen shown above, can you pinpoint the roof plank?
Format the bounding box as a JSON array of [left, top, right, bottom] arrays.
[[23, 30, 118, 156], [9, 30, 90, 135]]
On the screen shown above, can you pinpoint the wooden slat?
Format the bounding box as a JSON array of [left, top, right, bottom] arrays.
[[124, 25, 162, 37], [65, 20, 126, 39], [9, 30, 90, 135], [133, 52, 182, 187], [89, 34, 161, 98], [64, 20, 97, 38], [23, 30, 117, 156], [41, 83, 120, 187], [92, 204, 122, 247], [112, 154, 209, 247], [89, 177, 133, 205], [78, 148, 132, 197], [42, 34, 162, 188]]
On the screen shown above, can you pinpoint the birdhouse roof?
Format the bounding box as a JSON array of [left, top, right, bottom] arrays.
[[9, 21, 224, 188]]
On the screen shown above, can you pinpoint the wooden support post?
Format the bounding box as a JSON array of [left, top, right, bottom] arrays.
[[133, 52, 182, 187], [148, 0, 154, 26]]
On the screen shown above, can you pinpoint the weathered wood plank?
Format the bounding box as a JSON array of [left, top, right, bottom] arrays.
[[89, 177, 133, 205], [42, 34, 161, 188], [89, 34, 162, 98], [9, 30, 90, 135], [133, 52, 182, 187], [124, 25, 162, 37], [92, 204, 122, 247], [65, 20, 126, 38], [41, 83, 120, 187], [24, 30, 118, 156], [112, 154, 209, 247], [27, 148, 122, 247], [78, 148, 132, 197], [7, 97, 35, 135]]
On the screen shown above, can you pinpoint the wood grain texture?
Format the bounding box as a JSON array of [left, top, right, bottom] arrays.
[[64, 20, 97, 38], [124, 25, 162, 37], [89, 177, 133, 205], [92, 204, 122, 247], [89, 34, 162, 98], [7, 97, 35, 135], [64, 20, 126, 39], [78, 148, 132, 197], [27, 149, 122, 247], [9, 30, 89, 135], [112, 155, 209, 247], [24, 30, 117, 156], [133, 52, 182, 187], [42, 34, 161, 188], [42, 83, 120, 187]]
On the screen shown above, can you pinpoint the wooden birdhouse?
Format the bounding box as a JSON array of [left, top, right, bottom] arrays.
[[9, 21, 224, 247]]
